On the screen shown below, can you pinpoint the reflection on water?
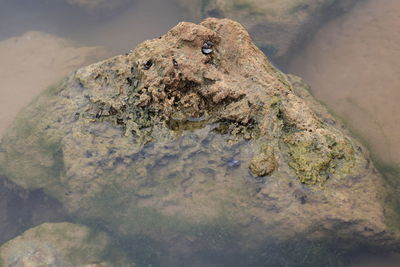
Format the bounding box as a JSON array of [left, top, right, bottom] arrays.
[[1, 0, 400, 266]]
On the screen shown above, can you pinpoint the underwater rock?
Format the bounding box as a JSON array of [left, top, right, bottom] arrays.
[[0, 175, 67, 246], [249, 145, 276, 177], [177, 0, 361, 66], [0, 18, 398, 263], [0, 222, 133, 266]]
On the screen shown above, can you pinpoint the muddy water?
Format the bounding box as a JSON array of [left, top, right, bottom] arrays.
[[288, 0, 400, 168]]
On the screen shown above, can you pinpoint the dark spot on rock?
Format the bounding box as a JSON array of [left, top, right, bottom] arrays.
[[116, 118, 124, 125], [143, 60, 153, 70], [74, 112, 80, 121], [293, 189, 307, 204], [127, 77, 133, 86], [95, 110, 102, 119], [97, 159, 107, 167], [109, 106, 118, 116], [85, 151, 93, 158], [202, 40, 214, 55], [364, 226, 374, 232], [115, 157, 124, 165]]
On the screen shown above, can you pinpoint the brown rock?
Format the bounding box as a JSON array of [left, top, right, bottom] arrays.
[[249, 145, 277, 177]]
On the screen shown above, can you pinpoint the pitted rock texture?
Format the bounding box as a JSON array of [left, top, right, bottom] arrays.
[[76, 18, 355, 185], [0, 18, 398, 263]]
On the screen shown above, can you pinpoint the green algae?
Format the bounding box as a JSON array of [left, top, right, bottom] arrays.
[[284, 135, 355, 185]]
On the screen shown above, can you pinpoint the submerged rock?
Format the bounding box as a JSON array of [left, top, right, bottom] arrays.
[[0, 18, 398, 264], [0, 176, 67, 246], [0, 222, 133, 266], [177, 0, 361, 66]]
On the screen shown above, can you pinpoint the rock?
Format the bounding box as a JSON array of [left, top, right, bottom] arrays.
[[0, 175, 67, 246], [0, 222, 133, 266], [249, 145, 276, 177], [0, 18, 398, 264], [177, 0, 361, 66]]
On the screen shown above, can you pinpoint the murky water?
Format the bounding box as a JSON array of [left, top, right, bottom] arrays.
[[288, 0, 400, 168], [287, 2, 400, 265], [1, 0, 400, 266]]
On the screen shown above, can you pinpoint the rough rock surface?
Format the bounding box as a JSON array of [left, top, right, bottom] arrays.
[[0, 222, 133, 266], [177, 0, 361, 66], [0, 18, 398, 264]]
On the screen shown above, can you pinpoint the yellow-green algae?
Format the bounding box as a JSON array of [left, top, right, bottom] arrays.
[[284, 134, 355, 185]]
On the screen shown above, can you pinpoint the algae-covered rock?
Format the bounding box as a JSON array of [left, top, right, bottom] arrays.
[[177, 0, 361, 66], [0, 18, 398, 263], [0, 222, 133, 267], [249, 145, 276, 177]]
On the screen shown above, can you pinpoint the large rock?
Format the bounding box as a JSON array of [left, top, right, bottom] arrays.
[[177, 0, 361, 66], [0, 222, 133, 266], [0, 18, 398, 264]]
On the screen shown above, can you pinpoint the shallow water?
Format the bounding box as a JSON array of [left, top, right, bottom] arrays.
[[288, 0, 400, 168], [1, 0, 400, 266]]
